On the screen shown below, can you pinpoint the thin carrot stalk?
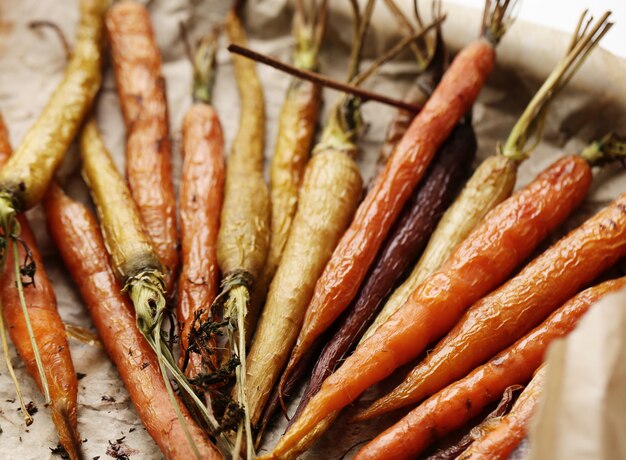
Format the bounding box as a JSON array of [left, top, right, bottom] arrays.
[[177, 33, 225, 380], [278, 0, 515, 392], [459, 364, 548, 460], [246, 0, 396, 430], [210, 6, 270, 457], [354, 276, 626, 460], [0, 116, 81, 459], [263, 146, 594, 459], [106, 0, 179, 294], [79, 119, 228, 457], [43, 184, 223, 460], [247, 0, 328, 343], [357, 139, 626, 421], [361, 9, 613, 343], [0, 0, 106, 403], [290, 122, 476, 425]]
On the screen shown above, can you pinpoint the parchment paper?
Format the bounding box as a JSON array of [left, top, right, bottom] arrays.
[[527, 288, 626, 460], [0, 1, 625, 459]]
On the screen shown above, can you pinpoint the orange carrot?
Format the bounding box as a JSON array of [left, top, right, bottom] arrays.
[[359, 149, 626, 420], [43, 184, 223, 460], [106, 0, 179, 294], [177, 35, 225, 379], [0, 117, 80, 459], [459, 364, 548, 460], [262, 150, 591, 458], [354, 276, 626, 460], [279, 0, 514, 388]]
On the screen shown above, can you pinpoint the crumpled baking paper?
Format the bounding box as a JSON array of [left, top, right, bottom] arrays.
[[0, 0, 625, 459], [527, 288, 626, 460]]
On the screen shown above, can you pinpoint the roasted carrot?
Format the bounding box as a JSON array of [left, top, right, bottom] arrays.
[[278, 0, 515, 390], [43, 184, 223, 460], [0, 118, 81, 460], [358, 141, 626, 421], [106, 0, 179, 294], [79, 119, 226, 457], [1, 220, 81, 460], [211, 6, 270, 456], [263, 147, 594, 459], [290, 121, 476, 425], [354, 276, 626, 460], [361, 9, 612, 342], [246, 1, 327, 341], [459, 364, 548, 460], [0, 0, 105, 401], [177, 34, 225, 380]]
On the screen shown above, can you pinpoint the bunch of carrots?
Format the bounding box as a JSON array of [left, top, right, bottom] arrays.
[[1, 0, 625, 459]]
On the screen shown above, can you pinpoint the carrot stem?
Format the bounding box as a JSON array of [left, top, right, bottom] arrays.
[[0, 301, 33, 425], [580, 132, 626, 166], [225, 284, 254, 459], [482, 0, 517, 44], [191, 30, 219, 105], [10, 234, 50, 403], [501, 11, 613, 162], [126, 271, 167, 335], [154, 327, 202, 460]]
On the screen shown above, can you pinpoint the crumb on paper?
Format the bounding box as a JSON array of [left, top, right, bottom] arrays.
[[16, 401, 38, 417], [50, 444, 69, 459], [106, 436, 138, 460]]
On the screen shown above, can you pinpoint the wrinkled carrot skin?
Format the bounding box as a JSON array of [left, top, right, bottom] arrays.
[[44, 184, 223, 460], [246, 147, 362, 426], [267, 155, 591, 458], [362, 168, 626, 419], [283, 38, 496, 381], [0, 117, 80, 460], [250, 80, 322, 330], [218, 8, 269, 295], [106, 1, 178, 293], [362, 154, 517, 342], [177, 104, 224, 378], [0, 0, 106, 211], [80, 119, 161, 284], [354, 276, 626, 460], [459, 365, 548, 460], [290, 122, 476, 425]]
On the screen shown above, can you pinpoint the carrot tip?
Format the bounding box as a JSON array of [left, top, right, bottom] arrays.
[[54, 399, 81, 460]]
